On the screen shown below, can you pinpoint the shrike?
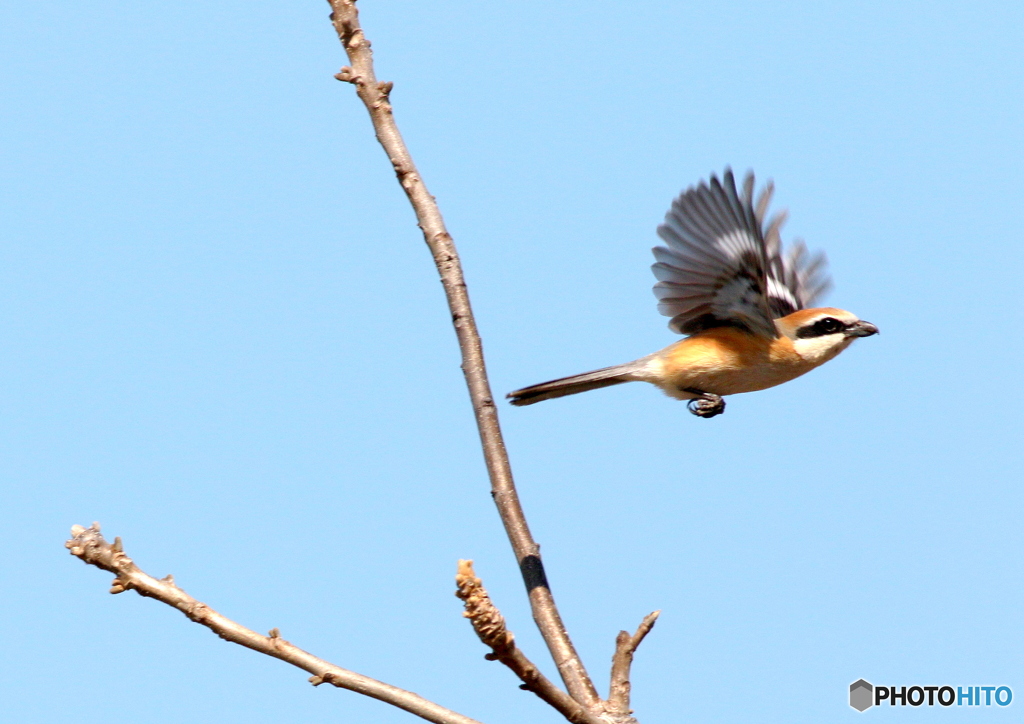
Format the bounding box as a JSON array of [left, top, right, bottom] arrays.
[[507, 169, 877, 417]]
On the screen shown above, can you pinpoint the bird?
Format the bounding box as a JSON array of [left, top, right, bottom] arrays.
[[506, 168, 877, 417]]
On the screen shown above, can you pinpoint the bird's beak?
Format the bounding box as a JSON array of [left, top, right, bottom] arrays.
[[845, 320, 879, 338]]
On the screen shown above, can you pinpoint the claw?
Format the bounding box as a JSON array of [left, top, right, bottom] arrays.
[[686, 392, 725, 418]]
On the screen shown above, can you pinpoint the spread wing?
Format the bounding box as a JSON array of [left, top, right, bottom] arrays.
[[651, 168, 831, 338]]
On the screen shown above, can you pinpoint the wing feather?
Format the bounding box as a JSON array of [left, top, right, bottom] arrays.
[[652, 168, 832, 337]]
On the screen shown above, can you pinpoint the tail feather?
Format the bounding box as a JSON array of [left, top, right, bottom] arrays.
[[507, 362, 643, 406]]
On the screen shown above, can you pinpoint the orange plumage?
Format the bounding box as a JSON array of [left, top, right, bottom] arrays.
[[655, 326, 807, 398], [651, 308, 858, 400]]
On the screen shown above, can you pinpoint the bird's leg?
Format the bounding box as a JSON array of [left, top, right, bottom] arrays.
[[682, 388, 726, 418]]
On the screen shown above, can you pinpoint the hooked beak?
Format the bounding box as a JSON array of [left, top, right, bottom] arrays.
[[845, 320, 879, 338]]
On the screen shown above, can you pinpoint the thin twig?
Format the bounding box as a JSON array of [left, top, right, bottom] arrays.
[[325, 0, 599, 708], [454, 561, 605, 724], [65, 523, 483, 724], [606, 612, 661, 719]]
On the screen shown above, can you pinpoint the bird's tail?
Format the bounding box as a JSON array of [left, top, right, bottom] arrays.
[[507, 361, 647, 406]]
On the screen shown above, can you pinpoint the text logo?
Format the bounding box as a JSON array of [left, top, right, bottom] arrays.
[[849, 680, 1012, 711]]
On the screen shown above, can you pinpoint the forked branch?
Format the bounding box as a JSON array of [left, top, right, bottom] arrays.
[[325, 0, 599, 708], [65, 523, 482, 724]]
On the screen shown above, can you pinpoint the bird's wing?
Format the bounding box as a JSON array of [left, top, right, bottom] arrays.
[[651, 168, 831, 337]]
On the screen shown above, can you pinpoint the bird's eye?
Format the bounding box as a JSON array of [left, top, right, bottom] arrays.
[[813, 317, 844, 335], [797, 316, 847, 338]]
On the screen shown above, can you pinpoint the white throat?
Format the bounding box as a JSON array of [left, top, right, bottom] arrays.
[[791, 334, 854, 365]]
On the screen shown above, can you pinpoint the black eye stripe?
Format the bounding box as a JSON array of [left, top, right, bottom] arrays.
[[797, 316, 846, 338]]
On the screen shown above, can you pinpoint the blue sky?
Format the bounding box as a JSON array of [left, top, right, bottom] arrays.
[[3, 2, 1022, 722]]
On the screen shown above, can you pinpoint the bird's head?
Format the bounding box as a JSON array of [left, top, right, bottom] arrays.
[[775, 307, 878, 365]]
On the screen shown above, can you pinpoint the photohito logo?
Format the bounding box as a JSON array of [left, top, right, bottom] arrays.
[[849, 680, 1012, 712]]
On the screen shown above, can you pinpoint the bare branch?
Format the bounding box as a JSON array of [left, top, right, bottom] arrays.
[[606, 612, 661, 719], [454, 561, 605, 724], [325, 0, 599, 707], [65, 523, 483, 724]]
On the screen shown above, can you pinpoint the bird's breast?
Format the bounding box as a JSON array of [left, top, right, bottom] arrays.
[[654, 328, 816, 397]]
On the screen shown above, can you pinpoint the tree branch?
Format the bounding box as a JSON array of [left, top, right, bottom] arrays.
[[454, 561, 605, 724], [325, 0, 599, 708], [606, 612, 660, 720], [65, 523, 483, 724]]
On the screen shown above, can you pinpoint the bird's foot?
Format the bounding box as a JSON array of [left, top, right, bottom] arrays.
[[684, 390, 725, 418]]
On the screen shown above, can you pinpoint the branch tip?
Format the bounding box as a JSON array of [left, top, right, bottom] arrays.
[[454, 560, 514, 655], [606, 610, 662, 717]]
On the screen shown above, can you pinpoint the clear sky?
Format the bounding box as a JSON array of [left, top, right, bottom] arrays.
[[3, 2, 1022, 722]]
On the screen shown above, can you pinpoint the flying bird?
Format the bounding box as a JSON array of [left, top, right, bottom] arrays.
[[507, 169, 877, 417]]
